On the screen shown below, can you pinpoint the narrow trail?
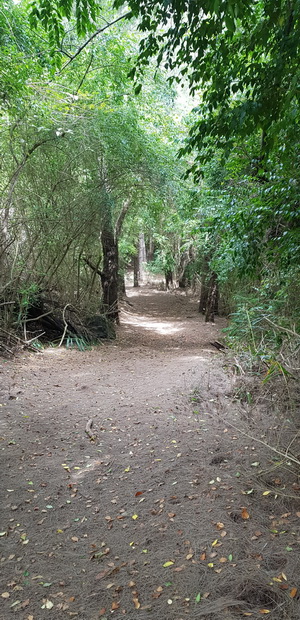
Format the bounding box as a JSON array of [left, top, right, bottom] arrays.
[[0, 288, 299, 620]]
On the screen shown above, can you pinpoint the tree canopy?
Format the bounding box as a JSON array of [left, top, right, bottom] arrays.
[[28, 0, 300, 168], [0, 0, 299, 362]]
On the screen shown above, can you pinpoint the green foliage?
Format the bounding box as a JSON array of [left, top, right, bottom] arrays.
[[16, 283, 40, 325], [29, 0, 99, 53], [1, 0, 299, 368], [0, 2, 188, 335]]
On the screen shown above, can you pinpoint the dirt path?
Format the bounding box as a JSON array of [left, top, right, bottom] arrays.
[[0, 288, 299, 620]]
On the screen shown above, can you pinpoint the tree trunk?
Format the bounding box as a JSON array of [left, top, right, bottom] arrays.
[[133, 254, 139, 287], [138, 232, 147, 283], [205, 272, 218, 323], [118, 272, 126, 295], [165, 270, 173, 289], [147, 236, 155, 262], [100, 226, 119, 323], [199, 255, 210, 314], [178, 245, 194, 288]]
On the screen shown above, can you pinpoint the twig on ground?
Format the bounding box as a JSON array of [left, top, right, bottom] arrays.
[[224, 419, 300, 467], [85, 419, 96, 440]]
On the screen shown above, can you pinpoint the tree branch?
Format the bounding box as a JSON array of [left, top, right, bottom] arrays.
[[59, 12, 131, 72], [115, 198, 131, 238], [83, 256, 104, 278]]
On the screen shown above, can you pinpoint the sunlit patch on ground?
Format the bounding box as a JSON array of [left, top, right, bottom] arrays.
[[122, 312, 184, 335]]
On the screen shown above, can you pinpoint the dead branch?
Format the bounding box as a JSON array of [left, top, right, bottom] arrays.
[[262, 315, 300, 339], [224, 419, 300, 467], [58, 304, 70, 347]]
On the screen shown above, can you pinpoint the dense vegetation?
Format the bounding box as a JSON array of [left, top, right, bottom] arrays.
[[0, 0, 299, 371]]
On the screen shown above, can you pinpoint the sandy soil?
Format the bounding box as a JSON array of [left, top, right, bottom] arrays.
[[0, 287, 299, 620]]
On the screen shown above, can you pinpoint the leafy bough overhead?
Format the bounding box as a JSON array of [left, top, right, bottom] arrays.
[[28, 0, 300, 168]]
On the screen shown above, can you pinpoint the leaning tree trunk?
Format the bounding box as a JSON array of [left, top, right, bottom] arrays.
[[101, 226, 119, 324]]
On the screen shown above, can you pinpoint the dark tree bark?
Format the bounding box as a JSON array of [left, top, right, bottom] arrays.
[[199, 255, 210, 314], [133, 255, 139, 287], [99, 183, 131, 323], [100, 225, 119, 323], [165, 269, 173, 289], [205, 272, 219, 323], [118, 273, 126, 295], [178, 245, 194, 288]]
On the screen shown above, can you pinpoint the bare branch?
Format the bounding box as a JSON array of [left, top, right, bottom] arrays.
[[58, 304, 71, 347], [59, 12, 131, 72]]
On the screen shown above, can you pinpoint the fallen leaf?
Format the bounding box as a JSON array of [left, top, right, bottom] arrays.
[[95, 571, 108, 580], [259, 610, 271, 614], [263, 491, 271, 496], [290, 588, 297, 598], [211, 539, 218, 547], [186, 553, 194, 560], [111, 601, 120, 610], [163, 561, 174, 567], [207, 563, 214, 568], [71, 537, 79, 542], [242, 508, 250, 520], [135, 491, 143, 497], [200, 552, 206, 560], [216, 522, 224, 530], [1, 592, 10, 598], [219, 557, 227, 563], [132, 514, 138, 520], [133, 597, 140, 609], [220, 530, 227, 538], [128, 581, 135, 588], [41, 600, 53, 609], [99, 608, 106, 616]]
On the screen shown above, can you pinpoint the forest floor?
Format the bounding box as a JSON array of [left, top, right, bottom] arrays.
[[0, 286, 299, 620]]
